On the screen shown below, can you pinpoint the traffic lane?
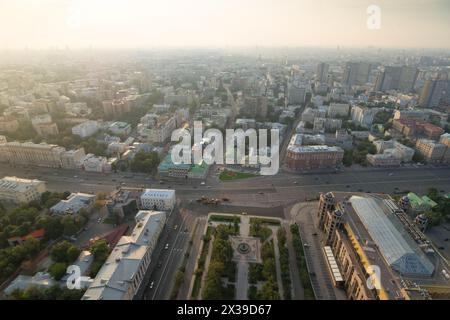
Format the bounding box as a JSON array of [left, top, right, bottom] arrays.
[[140, 209, 183, 299], [154, 225, 192, 299], [150, 211, 188, 299]]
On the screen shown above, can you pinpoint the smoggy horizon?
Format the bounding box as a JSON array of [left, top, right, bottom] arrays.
[[0, 0, 449, 50]]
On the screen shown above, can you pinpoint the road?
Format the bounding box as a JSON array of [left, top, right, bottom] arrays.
[[1, 164, 449, 206]]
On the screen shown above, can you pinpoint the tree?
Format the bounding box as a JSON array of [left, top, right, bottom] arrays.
[[412, 151, 425, 163], [90, 240, 109, 261], [202, 261, 226, 300], [49, 262, 67, 280], [51, 241, 79, 263], [130, 151, 160, 173], [259, 279, 280, 300]]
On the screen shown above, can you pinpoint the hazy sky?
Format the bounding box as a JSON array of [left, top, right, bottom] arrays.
[[0, 0, 449, 49]]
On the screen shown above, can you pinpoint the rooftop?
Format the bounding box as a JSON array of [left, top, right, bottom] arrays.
[[0, 176, 44, 193], [82, 211, 166, 300], [141, 188, 175, 199]]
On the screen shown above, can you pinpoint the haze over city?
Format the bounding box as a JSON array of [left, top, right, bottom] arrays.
[[1, 0, 450, 310], [0, 0, 449, 49]]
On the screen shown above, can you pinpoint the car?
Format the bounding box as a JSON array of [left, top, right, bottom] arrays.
[[149, 281, 154, 289], [164, 243, 169, 250], [112, 179, 117, 182], [97, 218, 102, 223], [159, 180, 165, 184], [200, 182, 206, 185], [258, 192, 264, 194], [346, 185, 350, 188], [312, 233, 318, 236], [388, 173, 394, 176], [444, 238, 449, 242], [293, 181, 298, 184], [174, 225, 178, 230], [438, 246, 445, 250], [73, 175, 78, 178], [357, 189, 363, 192], [309, 272, 316, 277], [207, 186, 211, 189], [241, 212, 248, 215], [157, 261, 162, 268], [304, 243, 310, 247]]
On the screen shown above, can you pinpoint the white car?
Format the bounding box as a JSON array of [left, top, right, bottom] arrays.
[[200, 182, 206, 186]]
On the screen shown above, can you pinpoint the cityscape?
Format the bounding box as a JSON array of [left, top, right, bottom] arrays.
[[0, 0, 449, 306]]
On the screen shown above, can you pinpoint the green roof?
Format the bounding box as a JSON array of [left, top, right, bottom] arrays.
[[421, 196, 437, 208], [189, 161, 209, 174], [407, 192, 423, 207], [407, 192, 437, 209], [158, 153, 191, 172]]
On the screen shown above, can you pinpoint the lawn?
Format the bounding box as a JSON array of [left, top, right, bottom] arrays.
[[219, 170, 258, 181]]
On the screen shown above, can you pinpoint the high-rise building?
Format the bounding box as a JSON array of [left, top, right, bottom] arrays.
[[288, 84, 308, 105], [316, 62, 329, 83], [351, 106, 378, 128], [342, 62, 371, 86], [374, 66, 418, 92], [419, 79, 447, 108]]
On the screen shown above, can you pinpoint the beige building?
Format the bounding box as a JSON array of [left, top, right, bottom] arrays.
[[0, 141, 65, 168], [317, 192, 443, 300], [439, 133, 450, 164], [415, 139, 446, 163], [0, 176, 46, 204], [61, 148, 86, 169], [82, 210, 166, 300], [31, 114, 59, 137], [0, 116, 19, 133]]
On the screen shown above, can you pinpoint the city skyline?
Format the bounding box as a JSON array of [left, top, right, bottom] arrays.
[[0, 0, 449, 50]]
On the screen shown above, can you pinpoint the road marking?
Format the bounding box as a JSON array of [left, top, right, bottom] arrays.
[[152, 213, 187, 300]]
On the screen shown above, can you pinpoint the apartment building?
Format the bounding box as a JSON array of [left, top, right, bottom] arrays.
[[137, 113, 177, 144], [0, 116, 19, 133], [140, 189, 176, 211], [72, 120, 99, 138], [285, 134, 344, 170], [0, 176, 46, 204], [82, 211, 166, 300], [415, 139, 446, 163]]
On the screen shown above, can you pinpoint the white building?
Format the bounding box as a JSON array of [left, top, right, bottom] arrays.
[[351, 106, 378, 128], [140, 189, 176, 211], [61, 148, 86, 169], [82, 154, 108, 172], [108, 122, 132, 136], [137, 114, 177, 144], [0, 176, 46, 204], [82, 210, 166, 300], [4, 272, 57, 296], [50, 192, 95, 215], [72, 120, 99, 138]]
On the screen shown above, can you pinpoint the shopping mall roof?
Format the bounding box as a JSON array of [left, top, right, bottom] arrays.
[[349, 195, 435, 277]]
